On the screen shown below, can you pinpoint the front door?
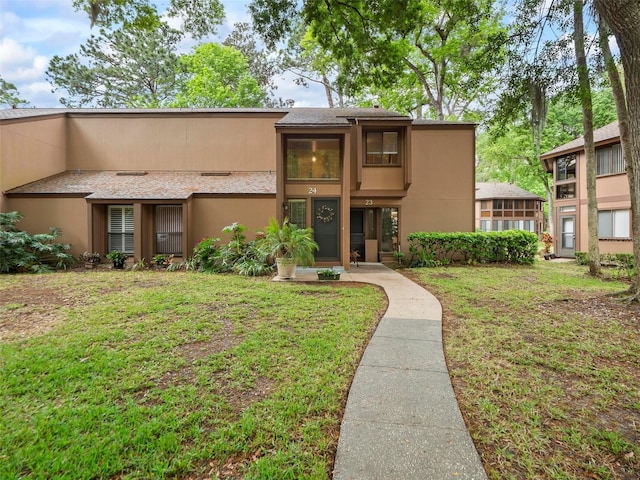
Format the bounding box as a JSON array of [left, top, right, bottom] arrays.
[[313, 198, 340, 261], [559, 215, 576, 257]]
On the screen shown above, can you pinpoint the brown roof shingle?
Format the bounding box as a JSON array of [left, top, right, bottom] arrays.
[[4, 170, 276, 199], [475, 182, 544, 200], [540, 121, 620, 158]]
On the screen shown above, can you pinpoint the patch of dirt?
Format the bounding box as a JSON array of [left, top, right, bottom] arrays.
[[178, 318, 240, 363], [538, 294, 640, 323], [0, 284, 79, 340]]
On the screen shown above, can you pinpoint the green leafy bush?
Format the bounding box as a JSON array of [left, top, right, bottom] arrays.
[[407, 230, 539, 267], [574, 252, 636, 280], [192, 223, 272, 276], [575, 252, 635, 269], [0, 211, 74, 273]]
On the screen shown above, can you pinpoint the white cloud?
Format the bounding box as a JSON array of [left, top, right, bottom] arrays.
[[0, 37, 49, 83]]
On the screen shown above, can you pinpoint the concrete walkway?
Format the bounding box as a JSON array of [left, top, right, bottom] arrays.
[[293, 263, 488, 480]]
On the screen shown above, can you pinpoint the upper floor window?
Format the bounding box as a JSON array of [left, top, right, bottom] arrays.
[[556, 184, 576, 199], [556, 154, 576, 181], [491, 199, 538, 217], [365, 131, 399, 165], [596, 143, 625, 176], [598, 209, 630, 239], [286, 137, 340, 181]]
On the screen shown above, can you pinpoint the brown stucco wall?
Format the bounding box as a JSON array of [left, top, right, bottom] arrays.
[[3, 196, 87, 256], [66, 113, 283, 172], [190, 196, 277, 250], [0, 116, 67, 211], [401, 124, 475, 249]]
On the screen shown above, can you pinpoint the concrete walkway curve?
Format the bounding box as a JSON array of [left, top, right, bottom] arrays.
[[294, 263, 487, 480]]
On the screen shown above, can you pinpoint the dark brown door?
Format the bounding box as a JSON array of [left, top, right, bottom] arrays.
[[313, 198, 340, 261]]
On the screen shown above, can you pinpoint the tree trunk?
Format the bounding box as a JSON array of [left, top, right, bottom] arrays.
[[574, 0, 600, 275], [598, 15, 636, 294], [594, 0, 640, 295], [321, 74, 334, 108]]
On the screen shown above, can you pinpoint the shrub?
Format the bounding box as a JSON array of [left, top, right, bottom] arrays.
[[575, 252, 635, 269], [407, 230, 539, 267], [0, 211, 74, 273], [192, 223, 272, 276], [192, 236, 221, 272]]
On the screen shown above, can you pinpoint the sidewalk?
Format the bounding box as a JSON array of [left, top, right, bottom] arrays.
[[293, 263, 488, 480]]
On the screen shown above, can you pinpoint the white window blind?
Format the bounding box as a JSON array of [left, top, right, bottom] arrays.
[[108, 206, 134, 253]]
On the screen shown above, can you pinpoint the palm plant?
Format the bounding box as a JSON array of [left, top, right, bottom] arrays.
[[258, 218, 318, 278]]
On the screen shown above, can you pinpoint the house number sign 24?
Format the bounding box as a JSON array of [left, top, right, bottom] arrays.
[[307, 187, 374, 206]]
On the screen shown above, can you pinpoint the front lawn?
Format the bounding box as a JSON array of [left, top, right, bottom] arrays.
[[409, 261, 640, 480], [0, 271, 386, 479]]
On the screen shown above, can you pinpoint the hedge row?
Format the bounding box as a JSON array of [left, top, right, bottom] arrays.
[[406, 230, 539, 267]]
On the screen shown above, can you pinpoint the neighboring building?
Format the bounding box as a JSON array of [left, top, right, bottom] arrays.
[[474, 182, 545, 236], [1, 108, 476, 269], [540, 121, 631, 257]]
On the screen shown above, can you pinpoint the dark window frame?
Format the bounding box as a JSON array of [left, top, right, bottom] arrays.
[[285, 135, 342, 181], [364, 130, 401, 166]]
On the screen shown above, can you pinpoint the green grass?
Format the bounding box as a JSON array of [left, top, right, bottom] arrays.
[[0, 271, 386, 479], [410, 261, 640, 480]]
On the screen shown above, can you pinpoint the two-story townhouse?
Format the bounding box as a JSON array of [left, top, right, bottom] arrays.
[[475, 182, 545, 236], [540, 121, 631, 257], [1, 108, 476, 269]]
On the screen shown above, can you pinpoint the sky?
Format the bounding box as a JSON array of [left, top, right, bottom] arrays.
[[0, 0, 327, 108]]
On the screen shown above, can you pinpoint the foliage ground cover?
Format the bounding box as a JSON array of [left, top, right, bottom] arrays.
[[0, 271, 386, 479], [408, 261, 640, 479]]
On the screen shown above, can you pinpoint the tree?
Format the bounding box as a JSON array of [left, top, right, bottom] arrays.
[[172, 43, 268, 108], [477, 87, 616, 202], [223, 22, 292, 107], [74, 0, 224, 39], [250, 0, 508, 120], [46, 25, 182, 107], [594, 0, 640, 297], [0, 77, 29, 108], [279, 22, 349, 108], [573, 0, 600, 275]]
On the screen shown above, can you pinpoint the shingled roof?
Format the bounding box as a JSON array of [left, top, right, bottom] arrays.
[[475, 182, 544, 201], [4, 170, 276, 199], [540, 121, 620, 159]]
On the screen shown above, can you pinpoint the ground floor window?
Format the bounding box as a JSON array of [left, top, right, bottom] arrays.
[[155, 205, 183, 255], [480, 220, 491, 231], [287, 199, 307, 228], [598, 209, 630, 239], [492, 220, 535, 232], [108, 205, 134, 253]]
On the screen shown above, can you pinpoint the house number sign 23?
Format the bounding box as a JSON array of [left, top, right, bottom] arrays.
[[365, 199, 374, 206]]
